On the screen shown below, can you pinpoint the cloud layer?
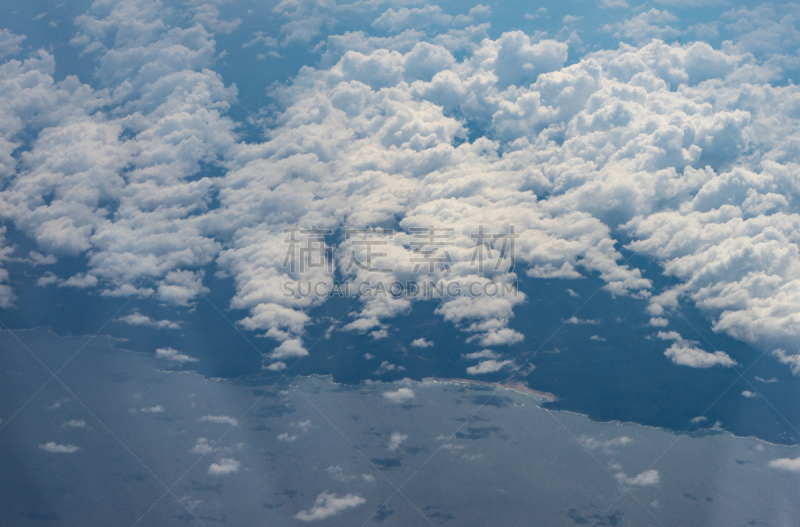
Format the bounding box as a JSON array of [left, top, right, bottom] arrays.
[[0, 1, 799, 374]]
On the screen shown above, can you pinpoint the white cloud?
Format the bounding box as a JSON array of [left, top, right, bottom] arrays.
[[155, 347, 198, 363], [62, 419, 86, 429], [39, 442, 80, 454], [376, 361, 405, 374], [615, 469, 660, 486], [0, 29, 25, 59], [1, 0, 800, 378], [772, 349, 800, 376], [208, 458, 240, 475], [265, 361, 287, 371], [657, 332, 737, 368], [117, 312, 181, 329], [466, 359, 513, 375], [564, 317, 600, 325], [200, 415, 238, 426], [383, 387, 414, 403], [387, 432, 408, 451], [295, 492, 366, 521], [579, 435, 633, 455], [769, 457, 800, 472], [742, 390, 758, 398], [191, 438, 216, 454], [278, 432, 298, 442], [462, 349, 500, 360], [603, 9, 681, 46], [410, 338, 434, 348], [140, 405, 165, 414]]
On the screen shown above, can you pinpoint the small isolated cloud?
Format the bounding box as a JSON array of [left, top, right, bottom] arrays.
[[370, 329, 388, 340], [117, 312, 181, 329], [200, 415, 238, 426], [649, 317, 669, 327], [39, 442, 80, 454], [265, 361, 286, 371], [690, 416, 707, 424], [387, 432, 408, 451], [294, 420, 312, 433], [270, 339, 308, 360], [62, 419, 86, 429], [191, 438, 215, 454], [742, 390, 758, 398], [567, 289, 579, 297], [615, 469, 660, 486], [769, 457, 800, 472], [376, 361, 405, 374], [466, 359, 513, 375], [590, 335, 606, 342], [155, 347, 198, 363], [462, 349, 500, 360], [327, 466, 355, 481], [524, 7, 547, 20], [564, 316, 600, 325], [295, 492, 366, 521], [383, 387, 414, 403], [657, 332, 737, 369], [755, 376, 777, 383], [208, 458, 240, 475], [411, 338, 434, 348], [364, 353, 374, 360], [141, 405, 165, 414], [579, 435, 633, 455], [278, 432, 298, 442]]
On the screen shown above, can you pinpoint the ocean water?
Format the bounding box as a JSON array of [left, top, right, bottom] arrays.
[[1, 328, 797, 526]]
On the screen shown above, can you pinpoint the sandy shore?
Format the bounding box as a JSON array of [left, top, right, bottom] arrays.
[[422, 377, 557, 403]]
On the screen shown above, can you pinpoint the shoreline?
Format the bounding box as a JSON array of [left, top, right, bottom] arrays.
[[423, 377, 558, 403]]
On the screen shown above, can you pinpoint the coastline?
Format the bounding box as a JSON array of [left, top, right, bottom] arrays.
[[423, 376, 558, 403]]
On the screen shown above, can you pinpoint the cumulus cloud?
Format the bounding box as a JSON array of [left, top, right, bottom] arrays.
[[0, 29, 25, 59], [564, 316, 600, 325], [462, 349, 500, 360], [376, 361, 405, 374], [208, 458, 240, 475], [657, 332, 737, 368], [39, 442, 80, 454], [1, 0, 799, 378], [615, 469, 660, 486], [410, 338, 434, 348], [466, 359, 513, 375], [62, 419, 86, 429], [579, 435, 633, 455], [383, 387, 414, 403], [769, 457, 800, 472], [295, 492, 366, 521], [278, 432, 298, 442], [200, 415, 238, 426], [117, 312, 181, 329], [387, 432, 407, 451], [155, 347, 198, 363]]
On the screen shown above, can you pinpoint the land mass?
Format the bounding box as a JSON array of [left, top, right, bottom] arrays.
[[423, 377, 557, 403]]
